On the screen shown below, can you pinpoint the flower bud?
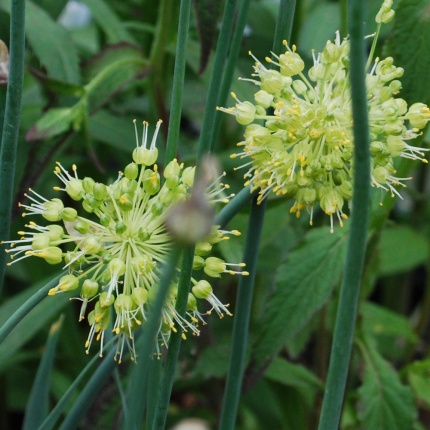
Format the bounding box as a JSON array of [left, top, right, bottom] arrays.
[[254, 90, 273, 108], [192, 280, 213, 299], [81, 279, 99, 299], [93, 183, 107, 200], [124, 162, 139, 180], [82, 177, 95, 193], [61, 207, 78, 222]]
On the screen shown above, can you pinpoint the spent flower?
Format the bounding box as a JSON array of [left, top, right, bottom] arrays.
[[219, 1, 429, 232], [4, 120, 247, 362]]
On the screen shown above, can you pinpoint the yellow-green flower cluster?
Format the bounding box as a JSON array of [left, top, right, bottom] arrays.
[[4, 120, 247, 362], [219, 1, 429, 232]]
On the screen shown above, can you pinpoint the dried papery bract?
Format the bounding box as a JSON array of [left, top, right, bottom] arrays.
[[0, 40, 9, 85]]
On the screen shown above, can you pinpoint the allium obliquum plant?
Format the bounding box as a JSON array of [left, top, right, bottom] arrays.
[[1, 0, 430, 429], [221, 1, 429, 232], [4, 120, 246, 363]]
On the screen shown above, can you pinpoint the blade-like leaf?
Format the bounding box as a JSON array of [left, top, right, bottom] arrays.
[[80, 0, 136, 44], [23, 315, 63, 430], [385, 0, 430, 104], [0, 275, 69, 372], [254, 226, 348, 365], [192, 0, 223, 74], [357, 340, 416, 430], [25, 1, 81, 83]]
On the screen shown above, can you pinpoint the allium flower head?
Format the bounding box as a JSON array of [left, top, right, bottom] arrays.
[[4, 120, 247, 362], [219, 1, 429, 232]]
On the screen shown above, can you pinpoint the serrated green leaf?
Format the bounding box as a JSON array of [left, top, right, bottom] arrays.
[[23, 315, 63, 430], [404, 359, 430, 408], [254, 226, 348, 365], [26, 1, 81, 83], [357, 342, 416, 430], [361, 302, 418, 345], [386, 0, 430, 104], [264, 357, 323, 391], [378, 225, 429, 276]]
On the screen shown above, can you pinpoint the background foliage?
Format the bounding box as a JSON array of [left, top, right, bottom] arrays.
[[1, 0, 430, 429]]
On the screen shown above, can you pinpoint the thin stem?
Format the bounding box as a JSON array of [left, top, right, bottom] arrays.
[[218, 196, 267, 430], [317, 0, 371, 428], [123, 247, 182, 430], [215, 186, 256, 228], [58, 348, 117, 430], [0, 0, 26, 297], [218, 3, 296, 428], [152, 247, 194, 430], [212, 0, 252, 144], [37, 339, 116, 430], [164, 0, 191, 165], [196, 0, 238, 163]]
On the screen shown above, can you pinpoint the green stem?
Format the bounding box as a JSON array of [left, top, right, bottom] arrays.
[[0, 273, 64, 344], [152, 247, 194, 430], [164, 0, 191, 166], [37, 339, 116, 430], [212, 0, 252, 143], [123, 247, 182, 430], [317, 1, 371, 429], [215, 186, 256, 228], [196, 0, 238, 162], [58, 348, 117, 430], [218, 196, 267, 430], [218, 3, 296, 428], [0, 0, 26, 297]]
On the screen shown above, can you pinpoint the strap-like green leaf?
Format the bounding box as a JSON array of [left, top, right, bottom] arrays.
[[23, 315, 64, 430]]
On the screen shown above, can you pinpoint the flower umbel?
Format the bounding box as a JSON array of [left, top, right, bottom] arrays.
[[219, 1, 429, 232], [4, 120, 246, 362]]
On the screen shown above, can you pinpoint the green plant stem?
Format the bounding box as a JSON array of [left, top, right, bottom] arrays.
[[212, 0, 252, 142], [164, 0, 191, 165], [272, 0, 297, 54], [0, 273, 64, 344], [317, 1, 371, 429], [24, 315, 64, 430], [123, 246, 182, 430], [59, 348, 117, 430], [37, 339, 116, 430], [152, 247, 194, 430], [215, 186, 256, 228], [218, 3, 296, 428], [196, 0, 238, 162], [0, 0, 26, 297], [218, 196, 267, 430]]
